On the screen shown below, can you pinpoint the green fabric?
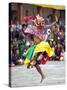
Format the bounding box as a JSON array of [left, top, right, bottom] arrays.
[[32, 53, 37, 59], [25, 45, 36, 60], [18, 40, 25, 58], [49, 32, 54, 40]]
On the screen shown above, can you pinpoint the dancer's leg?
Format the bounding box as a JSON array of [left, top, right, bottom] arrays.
[[35, 64, 45, 83]]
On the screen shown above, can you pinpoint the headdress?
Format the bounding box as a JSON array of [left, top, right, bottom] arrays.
[[34, 14, 45, 29]]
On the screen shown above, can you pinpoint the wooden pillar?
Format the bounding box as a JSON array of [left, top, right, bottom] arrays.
[[19, 4, 24, 23], [17, 4, 24, 23], [37, 6, 43, 17]]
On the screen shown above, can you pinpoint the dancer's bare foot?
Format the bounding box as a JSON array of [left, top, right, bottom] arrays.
[[40, 75, 45, 83]]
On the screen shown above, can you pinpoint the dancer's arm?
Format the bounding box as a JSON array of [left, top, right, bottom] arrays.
[[24, 26, 34, 34], [44, 16, 58, 29]]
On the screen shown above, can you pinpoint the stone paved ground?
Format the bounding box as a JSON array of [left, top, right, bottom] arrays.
[[11, 61, 65, 87]]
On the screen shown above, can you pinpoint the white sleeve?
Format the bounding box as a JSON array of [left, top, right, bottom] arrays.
[[44, 34, 48, 41], [44, 29, 51, 41]]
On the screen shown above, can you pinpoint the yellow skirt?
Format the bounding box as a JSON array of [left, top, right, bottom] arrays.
[[24, 41, 55, 65], [34, 41, 54, 57]]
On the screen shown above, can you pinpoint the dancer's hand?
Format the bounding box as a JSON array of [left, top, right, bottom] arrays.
[[30, 60, 36, 66], [44, 16, 58, 29]]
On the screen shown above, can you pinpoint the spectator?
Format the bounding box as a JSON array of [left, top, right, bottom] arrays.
[[58, 15, 65, 26], [60, 49, 64, 61], [11, 40, 19, 65], [55, 43, 62, 60]]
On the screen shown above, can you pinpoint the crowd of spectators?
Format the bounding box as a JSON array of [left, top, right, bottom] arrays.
[[10, 11, 65, 66]]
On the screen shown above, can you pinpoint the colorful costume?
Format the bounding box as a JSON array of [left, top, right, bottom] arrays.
[[23, 14, 55, 66], [24, 41, 55, 65]]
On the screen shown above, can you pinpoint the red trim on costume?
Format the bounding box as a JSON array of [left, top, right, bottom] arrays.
[[22, 16, 36, 22], [40, 56, 50, 64]]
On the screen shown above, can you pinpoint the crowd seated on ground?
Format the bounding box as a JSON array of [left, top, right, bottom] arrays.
[[9, 13, 65, 66]]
